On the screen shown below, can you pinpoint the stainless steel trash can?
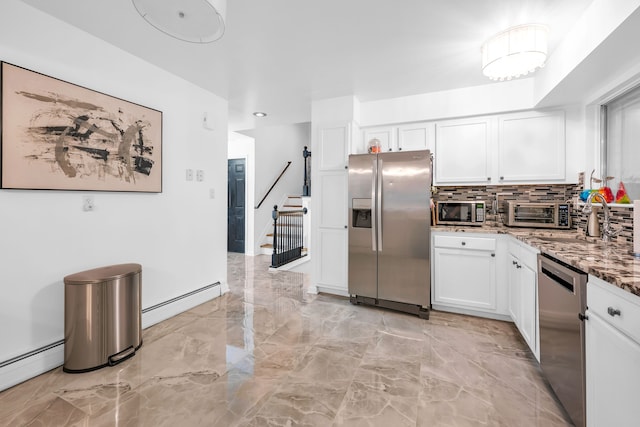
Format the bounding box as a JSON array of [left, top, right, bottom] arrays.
[[63, 263, 142, 373]]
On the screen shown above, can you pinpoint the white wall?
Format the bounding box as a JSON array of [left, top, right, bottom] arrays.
[[0, 0, 228, 367], [359, 79, 535, 127], [228, 132, 256, 255], [252, 123, 310, 254]]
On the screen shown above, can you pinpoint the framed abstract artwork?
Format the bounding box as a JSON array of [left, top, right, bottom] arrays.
[[1, 62, 162, 192]]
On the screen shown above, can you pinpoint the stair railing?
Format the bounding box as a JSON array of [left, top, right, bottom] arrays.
[[255, 161, 292, 209], [270, 205, 308, 268]]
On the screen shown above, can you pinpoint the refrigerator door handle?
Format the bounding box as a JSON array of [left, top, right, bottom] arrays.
[[377, 159, 383, 252], [371, 158, 377, 251]]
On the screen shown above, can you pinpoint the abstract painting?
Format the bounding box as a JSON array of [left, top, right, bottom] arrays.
[[1, 62, 162, 192]]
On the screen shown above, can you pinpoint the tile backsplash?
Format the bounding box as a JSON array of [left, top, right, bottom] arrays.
[[433, 173, 635, 244]]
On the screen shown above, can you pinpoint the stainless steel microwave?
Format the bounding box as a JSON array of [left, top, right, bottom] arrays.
[[435, 201, 486, 226], [503, 201, 571, 229]]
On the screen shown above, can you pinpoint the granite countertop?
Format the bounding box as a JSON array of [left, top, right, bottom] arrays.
[[432, 223, 640, 298]]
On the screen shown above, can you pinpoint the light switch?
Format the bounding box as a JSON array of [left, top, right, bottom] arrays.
[[196, 170, 204, 182]]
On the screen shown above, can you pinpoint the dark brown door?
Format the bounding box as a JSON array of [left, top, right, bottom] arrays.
[[228, 159, 245, 253]]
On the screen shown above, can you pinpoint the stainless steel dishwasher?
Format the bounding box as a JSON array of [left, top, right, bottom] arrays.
[[538, 253, 588, 427]]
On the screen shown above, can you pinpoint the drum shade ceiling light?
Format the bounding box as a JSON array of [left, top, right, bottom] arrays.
[[481, 24, 548, 81], [132, 0, 226, 43]]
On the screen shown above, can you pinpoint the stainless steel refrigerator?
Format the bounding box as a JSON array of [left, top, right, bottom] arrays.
[[348, 150, 431, 318]]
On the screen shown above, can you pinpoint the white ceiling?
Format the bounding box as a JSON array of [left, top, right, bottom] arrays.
[[22, 0, 594, 131]]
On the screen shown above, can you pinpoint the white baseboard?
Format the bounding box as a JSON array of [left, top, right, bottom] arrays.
[[315, 285, 349, 297], [431, 304, 513, 322], [0, 282, 222, 392]]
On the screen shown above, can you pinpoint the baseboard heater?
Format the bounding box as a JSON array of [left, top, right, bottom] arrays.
[[0, 281, 221, 390], [142, 281, 220, 314]]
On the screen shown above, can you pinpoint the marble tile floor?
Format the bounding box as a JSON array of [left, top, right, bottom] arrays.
[[0, 253, 573, 426]]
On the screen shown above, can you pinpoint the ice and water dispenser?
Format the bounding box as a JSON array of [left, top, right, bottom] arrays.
[[352, 198, 372, 228]]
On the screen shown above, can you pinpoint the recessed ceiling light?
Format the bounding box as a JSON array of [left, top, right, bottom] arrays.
[[253, 112, 267, 117]]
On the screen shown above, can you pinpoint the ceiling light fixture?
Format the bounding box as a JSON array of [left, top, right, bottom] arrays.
[[253, 112, 267, 118], [481, 24, 548, 81], [132, 0, 226, 43]]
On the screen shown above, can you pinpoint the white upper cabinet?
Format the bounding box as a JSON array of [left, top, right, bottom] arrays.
[[397, 122, 435, 152], [318, 125, 350, 171], [359, 122, 435, 154], [434, 110, 567, 185], [498, 110, 565, 182], [362, 127, 395, 153], [435, 118, 492, 185]]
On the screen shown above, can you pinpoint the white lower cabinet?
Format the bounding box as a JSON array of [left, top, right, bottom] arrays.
[[507, 237, 540, 360], [432, 232, 508, 318], [586, 276, 640, 427]]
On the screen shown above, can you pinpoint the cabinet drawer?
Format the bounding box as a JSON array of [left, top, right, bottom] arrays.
[[434, 235, 496, 251], [588, 276, 640, 344]]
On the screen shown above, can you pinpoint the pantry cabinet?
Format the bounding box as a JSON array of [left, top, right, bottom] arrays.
[[312, 123, 351, 296], [586, 275, 640, 427]]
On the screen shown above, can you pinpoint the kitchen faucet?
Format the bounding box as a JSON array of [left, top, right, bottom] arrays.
[[582, 192, 616, 241]]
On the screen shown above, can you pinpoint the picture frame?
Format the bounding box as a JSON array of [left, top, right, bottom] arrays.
[[1, 62, 162, 192]]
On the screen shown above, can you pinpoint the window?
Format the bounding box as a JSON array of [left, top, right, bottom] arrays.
[[604, 86, 640, 201]]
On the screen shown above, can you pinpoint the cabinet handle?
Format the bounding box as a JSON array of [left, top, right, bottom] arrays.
[[388, 148, 392, 151], [607, 307, 621, 317], [345, 165, 348, 169], [398, 147, 402, 151], [487, 177, 491, 181], [512, 260, 517, 265], [344, 225, 348, 229], [491, 253, 495, 257], [500, 176, 504, 180], [516, 264, 522, 269], [578, 313, 589, 321], [461, 241, 466, 246]]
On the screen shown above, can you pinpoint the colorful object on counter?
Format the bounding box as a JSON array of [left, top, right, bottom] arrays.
[[599, 175, 615, 203], [615, 181, 631, 204], [580, 189, 598, 202], [599, 186, 614, 203], [584, 170, 615, 203]]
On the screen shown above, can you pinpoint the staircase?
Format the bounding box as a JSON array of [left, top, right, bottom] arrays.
[[260, 196, 310, 269]]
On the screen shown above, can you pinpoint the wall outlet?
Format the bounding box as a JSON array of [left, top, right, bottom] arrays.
[[186, 169, 193, 181], [83, 196, 94, 212], [196, 170, 204, 182]]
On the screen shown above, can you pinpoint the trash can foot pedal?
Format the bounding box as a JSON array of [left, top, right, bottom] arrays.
[[108, 344, 137, 366]]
